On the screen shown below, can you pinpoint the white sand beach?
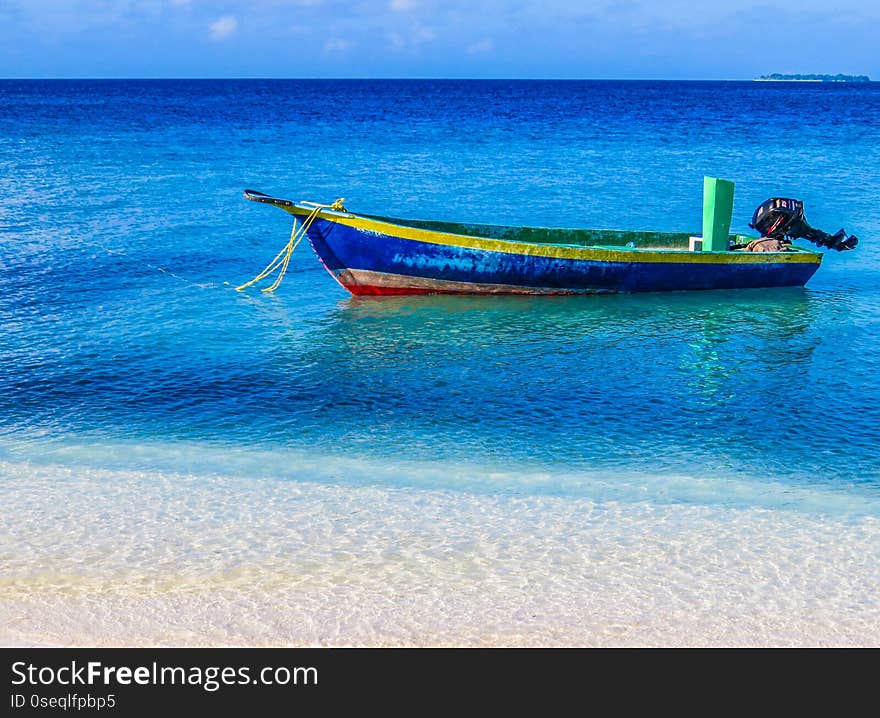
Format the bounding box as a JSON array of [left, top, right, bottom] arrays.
[[3, 458, 879, 647]]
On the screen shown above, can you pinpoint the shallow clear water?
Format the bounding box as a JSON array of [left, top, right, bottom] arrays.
[[2, 80, 879, 645]]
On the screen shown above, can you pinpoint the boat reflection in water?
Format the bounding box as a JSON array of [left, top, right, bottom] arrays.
[[270, 287, 842, 493]]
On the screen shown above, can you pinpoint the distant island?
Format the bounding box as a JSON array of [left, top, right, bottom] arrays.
[[754, 73, 870, 82]]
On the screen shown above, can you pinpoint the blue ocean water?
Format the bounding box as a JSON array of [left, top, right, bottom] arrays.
[[4, 80, 880, 646], [1, 79, 880, 508]]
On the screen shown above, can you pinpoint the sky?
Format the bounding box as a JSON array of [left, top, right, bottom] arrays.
[[0, 0, 877, 79]]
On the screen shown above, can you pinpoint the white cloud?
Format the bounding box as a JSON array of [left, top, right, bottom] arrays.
[[209, 15, 238, 41], [467, 37, 493, 54], [390, 0, 415, 11], [388, 23, 435, 51], [323, 37, 353, 53]]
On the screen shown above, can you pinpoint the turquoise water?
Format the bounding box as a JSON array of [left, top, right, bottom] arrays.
[[2, 81, 880, 645]]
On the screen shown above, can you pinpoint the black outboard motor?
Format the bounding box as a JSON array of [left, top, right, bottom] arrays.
[[750, 198, 858, 251]]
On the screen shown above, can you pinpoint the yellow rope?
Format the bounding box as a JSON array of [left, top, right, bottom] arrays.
[[236, 198, 346, 292]]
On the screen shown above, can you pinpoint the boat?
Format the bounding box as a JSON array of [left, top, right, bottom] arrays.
[[239, 177, 827, 296]]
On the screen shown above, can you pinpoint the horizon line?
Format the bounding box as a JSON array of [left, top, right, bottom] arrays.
[[2, 76, 865, 82]]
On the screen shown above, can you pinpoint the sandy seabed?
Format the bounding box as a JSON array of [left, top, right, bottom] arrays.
[[2, 461, 879, 647]]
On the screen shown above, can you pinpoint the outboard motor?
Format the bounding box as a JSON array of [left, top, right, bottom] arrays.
[[750, 198, 858, 251]]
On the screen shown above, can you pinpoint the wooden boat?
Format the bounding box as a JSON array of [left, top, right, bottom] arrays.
[[241, 181, 822, 296]]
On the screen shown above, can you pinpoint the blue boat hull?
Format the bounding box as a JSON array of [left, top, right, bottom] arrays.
[[303, 216, 821, 296]]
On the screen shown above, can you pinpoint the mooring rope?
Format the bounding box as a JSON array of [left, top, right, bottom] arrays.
[[236, 198, 346, 292]]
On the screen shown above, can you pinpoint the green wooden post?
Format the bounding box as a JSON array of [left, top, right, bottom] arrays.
[[702, 176, 735, 252]]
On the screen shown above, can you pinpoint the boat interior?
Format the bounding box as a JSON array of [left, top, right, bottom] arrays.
[[361, 213, 761, 252]]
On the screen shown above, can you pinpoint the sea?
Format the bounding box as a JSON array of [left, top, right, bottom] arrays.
[[1, 80, 879, 646]]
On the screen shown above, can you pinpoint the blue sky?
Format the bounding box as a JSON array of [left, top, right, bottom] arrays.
[[0, 0, 877, 79]]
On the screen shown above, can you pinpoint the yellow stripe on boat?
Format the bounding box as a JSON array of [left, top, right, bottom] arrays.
[[280, 205, 820, 266]]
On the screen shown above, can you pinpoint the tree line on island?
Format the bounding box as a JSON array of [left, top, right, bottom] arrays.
[[755, 73, 871, 82]]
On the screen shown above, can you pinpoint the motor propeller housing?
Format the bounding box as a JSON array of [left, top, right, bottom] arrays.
[[750, 198, 858, 251]]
